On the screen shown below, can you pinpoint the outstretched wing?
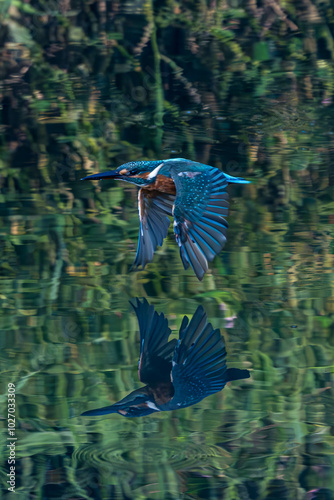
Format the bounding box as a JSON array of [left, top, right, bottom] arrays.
[[134, 189, 175, 269], [167, 306, 228, 409], [166, 306, 249, 410], [170, 166, 229, 280], [130, 298, 177, 385]]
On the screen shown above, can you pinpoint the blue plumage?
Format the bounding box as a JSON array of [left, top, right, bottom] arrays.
[[82, 158, 250, 280], [81, 299, 250, 418]]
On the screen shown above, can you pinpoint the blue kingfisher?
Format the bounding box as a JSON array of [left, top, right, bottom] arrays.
[[81, 298, 250, 418], [82, 158, 250, 280]]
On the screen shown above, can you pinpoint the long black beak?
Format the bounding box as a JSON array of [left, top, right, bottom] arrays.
[[81, 169, 120, 181], [81, 404, 119, 416]]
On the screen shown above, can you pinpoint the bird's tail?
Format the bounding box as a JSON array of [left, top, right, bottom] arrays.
[[224, 173, 251, 184], [225, 368, 250, 382]]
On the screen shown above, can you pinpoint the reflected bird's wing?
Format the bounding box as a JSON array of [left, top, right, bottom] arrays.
[[134, 189, 175, 269], [170, 166, 229, 280], [130, 298, 177, 385], [168, 306, 228, 408], [168, 306, 249, 409]]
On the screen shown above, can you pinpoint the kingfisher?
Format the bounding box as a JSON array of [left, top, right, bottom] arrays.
[[81, 298, 250, 418], [81, 158, 250, 280]]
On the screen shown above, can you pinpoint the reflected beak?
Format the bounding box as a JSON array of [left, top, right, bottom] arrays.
[[81, 404, 119, 416], [81, 169, 120, 181]]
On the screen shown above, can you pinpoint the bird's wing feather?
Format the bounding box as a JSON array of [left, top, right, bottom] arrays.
[[134, 189, 175, 269], [130, 298, 176, 385], [168, 306, 229, 408], [169, 166, 229, 280], [167, 306, 249, 409]]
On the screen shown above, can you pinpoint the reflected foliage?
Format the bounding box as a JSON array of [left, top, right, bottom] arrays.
[[0, 0, 334, 499]]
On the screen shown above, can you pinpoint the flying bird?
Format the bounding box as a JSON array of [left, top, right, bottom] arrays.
[[81, 298, 250, 418], [81, 158, 250, 280]]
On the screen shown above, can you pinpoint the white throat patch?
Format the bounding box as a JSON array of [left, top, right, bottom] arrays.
[[146, 401, 161, 411], [147, 163, 164, 180]]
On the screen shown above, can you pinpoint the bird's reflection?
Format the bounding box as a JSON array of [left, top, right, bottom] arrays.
[[81, 298, 250, 418]]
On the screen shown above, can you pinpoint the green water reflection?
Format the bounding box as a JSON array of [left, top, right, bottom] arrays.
[[1, 0, 334, 499]]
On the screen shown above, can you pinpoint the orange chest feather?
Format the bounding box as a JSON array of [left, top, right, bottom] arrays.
[[136, 173, 176, 195], [150, 383, 174, 405]]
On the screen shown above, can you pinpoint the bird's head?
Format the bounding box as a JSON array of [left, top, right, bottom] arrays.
[[115, 403, 158, 418], [81, 390, 160, 418], [81, 160, 165, 187]]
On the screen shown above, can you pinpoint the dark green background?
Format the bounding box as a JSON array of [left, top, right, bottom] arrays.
[[0, 0, 334, 498]]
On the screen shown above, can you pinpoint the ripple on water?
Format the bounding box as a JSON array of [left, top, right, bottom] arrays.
[[72, 437, 232, 473]]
